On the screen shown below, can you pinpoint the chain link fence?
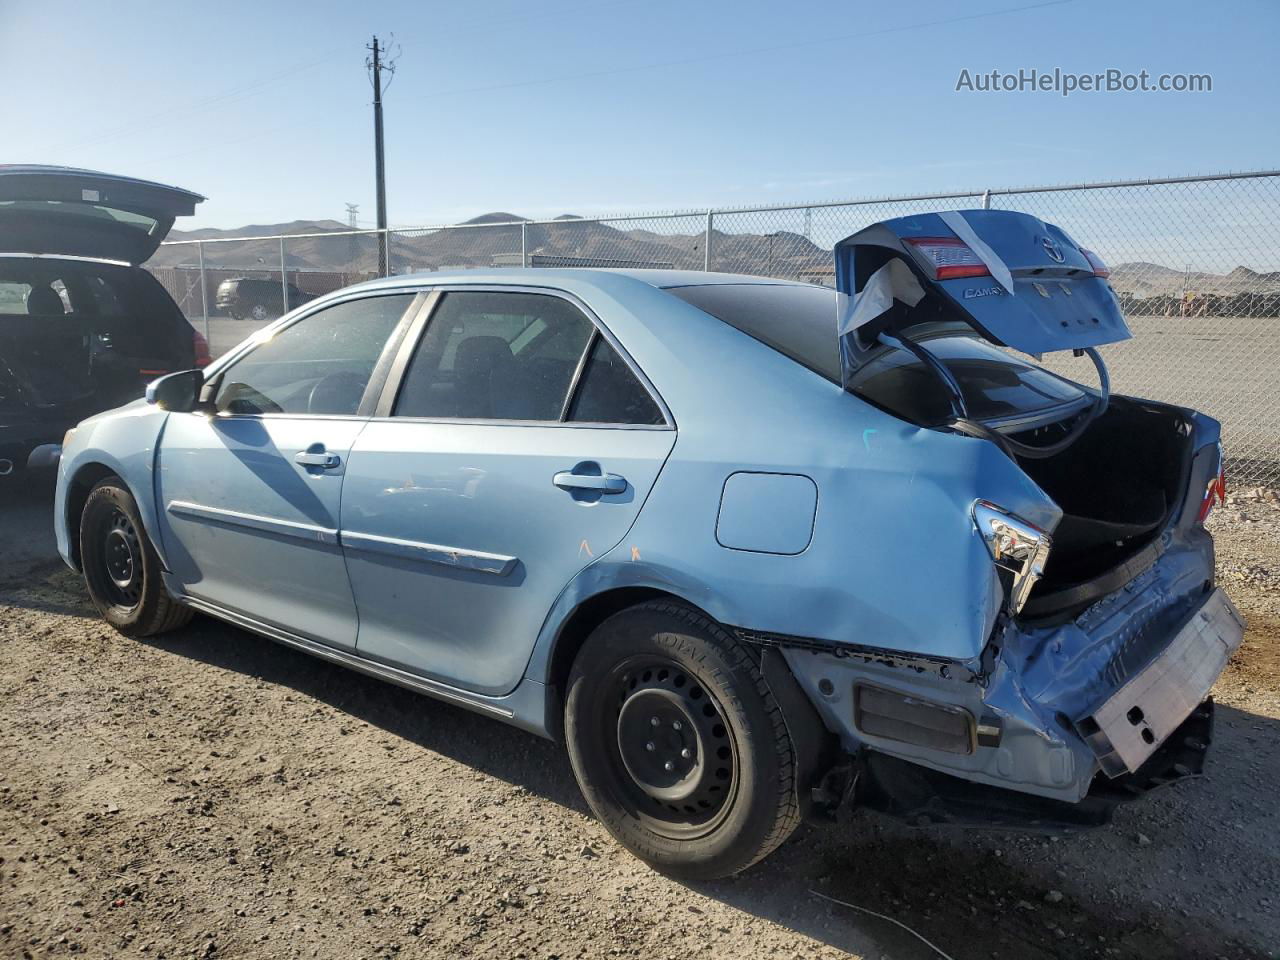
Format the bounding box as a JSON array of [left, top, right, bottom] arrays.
[[152, 170, 1280, 486]]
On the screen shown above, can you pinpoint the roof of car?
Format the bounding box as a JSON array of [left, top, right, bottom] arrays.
[[344, 267, 817, 298]]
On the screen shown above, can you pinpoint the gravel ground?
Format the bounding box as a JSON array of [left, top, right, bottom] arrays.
[[0, 479, 1277, 960]]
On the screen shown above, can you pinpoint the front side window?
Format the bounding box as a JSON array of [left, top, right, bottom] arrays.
[[215, 293, 415, 416], [394, 291, 595, 421]]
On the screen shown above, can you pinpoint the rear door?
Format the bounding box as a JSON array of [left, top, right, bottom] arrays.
[[0, 165, 202, 264], [339, 288, 675, 696], [155, 291, 421, 648]]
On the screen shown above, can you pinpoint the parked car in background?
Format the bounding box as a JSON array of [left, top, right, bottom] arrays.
[[54, 210, 1241, 879], [0, 165, 208, 479], [215, 276, 314, 322]]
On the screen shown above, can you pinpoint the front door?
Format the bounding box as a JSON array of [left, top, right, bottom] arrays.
[[155, 291, 420, 648], [339, 289, 675, 695]]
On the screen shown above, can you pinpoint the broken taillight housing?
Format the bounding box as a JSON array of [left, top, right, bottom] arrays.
[[905, 236, 991, 280], [1080, 247, 1111, 278], [973, 501, 1052, 615], [1197, 443, 1226, 524], [193, 329, 212, 367]]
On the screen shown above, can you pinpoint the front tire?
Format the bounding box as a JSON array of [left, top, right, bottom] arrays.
[[79, 477, 192, 637], [564, 601, 801, 880]]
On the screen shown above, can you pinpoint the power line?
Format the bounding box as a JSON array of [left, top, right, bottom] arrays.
[[39, 0, 636, 159], [46, 45, 351, 154], [408, 0, 1075, 102]]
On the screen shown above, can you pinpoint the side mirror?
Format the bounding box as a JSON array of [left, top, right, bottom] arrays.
[[146, 369, 205, 412]]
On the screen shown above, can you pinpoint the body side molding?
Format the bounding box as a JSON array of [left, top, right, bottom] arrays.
[[167, 500, 339, 545]]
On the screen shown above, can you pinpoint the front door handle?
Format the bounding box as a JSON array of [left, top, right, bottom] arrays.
[[295, 450, 341, 469], [553, 470, 627, 494]]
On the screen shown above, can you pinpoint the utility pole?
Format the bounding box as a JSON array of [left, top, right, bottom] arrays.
[[345, 202, 359, 229], [367, 36, 396, 276]]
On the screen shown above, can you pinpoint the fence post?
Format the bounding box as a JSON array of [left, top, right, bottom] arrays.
[[704, 210, 713, 271], [981, 190, 991, 210], [521, 221, 529, 268], [197, 241, 210, 342], [279, 237, 288, 315]]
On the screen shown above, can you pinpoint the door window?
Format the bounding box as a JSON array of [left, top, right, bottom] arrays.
[[215, 293, 415, 416], [394, 291, 595, 421]]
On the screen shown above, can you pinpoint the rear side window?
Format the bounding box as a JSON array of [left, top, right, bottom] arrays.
[[569, 337, 665, 425], [216, 293, 415, 416], [394, 291, 595, 421], [0, 281, 32, 314]]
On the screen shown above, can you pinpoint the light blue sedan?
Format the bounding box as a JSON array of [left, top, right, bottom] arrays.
[[54, 211, 1242, 878]]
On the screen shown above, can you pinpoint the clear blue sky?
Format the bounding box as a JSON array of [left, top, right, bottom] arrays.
[[2, 0, 1276, 230]]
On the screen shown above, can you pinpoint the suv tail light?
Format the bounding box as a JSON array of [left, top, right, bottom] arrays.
[[973, 501, 1052, 615], [193, 329, 212, 367], [905, 236, 991, 280], [1196, 443, 1226, 524], [1080, 247, 1111, 279]]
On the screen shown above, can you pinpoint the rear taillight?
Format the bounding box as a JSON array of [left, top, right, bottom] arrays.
[[973, 501, 1052, 615], [905, 236, 991, 280], [1196, 445, 1226, 524], [1080, 247, 1110, 279], [193, 329, 212, 367]]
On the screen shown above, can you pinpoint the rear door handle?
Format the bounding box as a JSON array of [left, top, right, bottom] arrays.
[[553, 470, 627, 494], [295, 450, 341, 469]]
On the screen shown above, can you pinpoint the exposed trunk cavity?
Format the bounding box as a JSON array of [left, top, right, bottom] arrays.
[[1015, 397, 1194, 617]]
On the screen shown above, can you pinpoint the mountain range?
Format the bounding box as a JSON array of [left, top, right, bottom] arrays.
[[155, 215, 1280, 296]]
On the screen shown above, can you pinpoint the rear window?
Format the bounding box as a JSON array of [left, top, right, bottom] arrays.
[[663, 282, 1086, 426], [665, 283, 841, 381], [848, 333, 1086, 427]]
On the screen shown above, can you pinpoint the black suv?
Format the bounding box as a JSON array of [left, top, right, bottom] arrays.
[[0, 165, 207, 478], [215, 277, 313, 322]]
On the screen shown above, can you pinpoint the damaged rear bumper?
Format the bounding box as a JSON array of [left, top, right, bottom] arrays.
[[775, 533, 1243, 826], [850, 698, 1215, 832], [1073, 588, 1242, 776]]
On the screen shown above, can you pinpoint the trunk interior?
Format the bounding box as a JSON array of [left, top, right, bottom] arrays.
[[1013, 397, 1194, 607], [0, 259, 192, 419]]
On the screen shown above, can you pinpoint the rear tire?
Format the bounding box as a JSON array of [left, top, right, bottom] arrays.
[[79, 477, 192, 637], [564, 601, 801, 880]]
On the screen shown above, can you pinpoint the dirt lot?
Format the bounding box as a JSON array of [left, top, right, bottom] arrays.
[[1, 480, 1277, 960]]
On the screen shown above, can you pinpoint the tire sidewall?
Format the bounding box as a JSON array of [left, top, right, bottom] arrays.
[[565, 603, 793, 879], [79, 479, 164, 635]]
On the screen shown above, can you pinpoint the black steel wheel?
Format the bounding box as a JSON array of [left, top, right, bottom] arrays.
[[79, 477, 193, 637], [565, 601, 802, 880], [100, 505, 144, 609], [608, 657, 738, 838]]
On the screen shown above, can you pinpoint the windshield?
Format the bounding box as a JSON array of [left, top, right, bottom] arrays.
[[662, 282, 1087, 426]]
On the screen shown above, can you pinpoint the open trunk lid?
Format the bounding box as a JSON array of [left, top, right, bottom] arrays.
[[0, 165, 203, 265], [834, 209, 1130, 365]]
